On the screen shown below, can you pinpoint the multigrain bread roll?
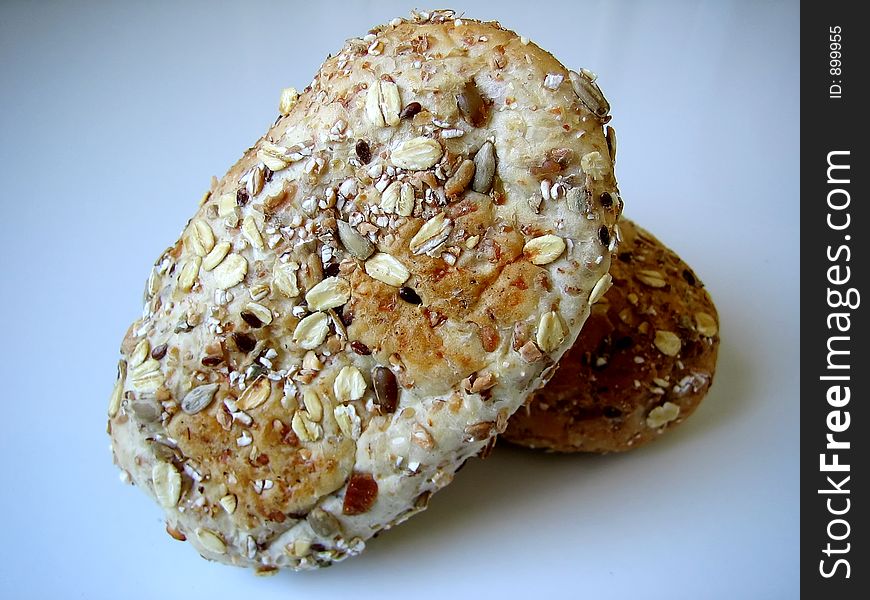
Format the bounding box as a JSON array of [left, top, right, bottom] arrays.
[[503, 219, 718, 452], [107, 9, 621, 571]]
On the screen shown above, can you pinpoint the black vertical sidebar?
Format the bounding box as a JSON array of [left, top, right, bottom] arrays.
[[802, 2, 867, 597]]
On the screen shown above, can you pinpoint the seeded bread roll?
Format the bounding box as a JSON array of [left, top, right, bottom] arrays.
[[503, 218, 718, 453], [107, 9, 620, 571]]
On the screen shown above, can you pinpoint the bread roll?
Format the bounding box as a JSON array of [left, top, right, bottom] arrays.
[[108, 9, 620, 570], [503, 218, 718, 452]]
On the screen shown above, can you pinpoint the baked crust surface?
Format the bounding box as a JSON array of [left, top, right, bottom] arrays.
[[108, 9, 620, 569]]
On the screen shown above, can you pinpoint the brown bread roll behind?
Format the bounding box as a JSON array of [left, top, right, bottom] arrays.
[[503, 218, 719, 453]]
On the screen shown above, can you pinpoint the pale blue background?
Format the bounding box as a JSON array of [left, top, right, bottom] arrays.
[[0, 1, 799, 598]]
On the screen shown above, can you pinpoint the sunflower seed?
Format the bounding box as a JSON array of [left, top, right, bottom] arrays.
[[646, 402, 680, 428], [472, 141, 496, 193], [457, 80, 487, 127], [196, 529, 226, 554], [237, 375, 272, 410], [334, 365, 367, 403], [178, 257, 202, 292], [445, 159, 475, 197], [129, 394, 160, 422], [568, 69, 610, 118], [213, 253, 248, 290], [409, 213, 452, 255], [337, 220, 374, 260], [202, 241, 231, 271], [536, 311, 566, 353], [365, 253, 410, 287], [293, 312, 330, 349], [523, 234, 566, 265], [654, 330, 681, 357], [152, 462, 182, 508], [188, 220, 215, 257], [308, 507, 341, 537], [695, 312, 718, 337], [605, 125, 617, 163], [181, 383, 219, 414], [305, 276, 351, 311], [279, 87, 299, 115], [391, 137, 443, 170]]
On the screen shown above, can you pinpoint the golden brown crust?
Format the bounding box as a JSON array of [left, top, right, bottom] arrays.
[[503, 218, 719, 452], [107, 9, 621, 570]]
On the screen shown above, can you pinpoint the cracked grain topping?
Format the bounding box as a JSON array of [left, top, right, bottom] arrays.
[[108, 9, 620, 571], [503, 218, 719, 454]]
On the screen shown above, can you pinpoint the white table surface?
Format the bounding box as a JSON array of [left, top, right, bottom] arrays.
[[0, 1, 799, 598]]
